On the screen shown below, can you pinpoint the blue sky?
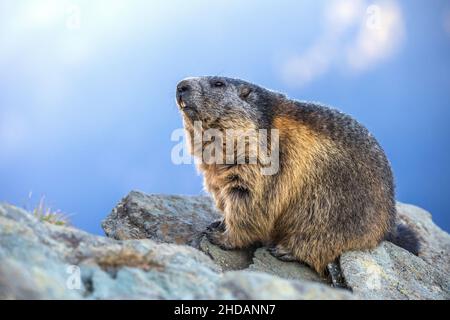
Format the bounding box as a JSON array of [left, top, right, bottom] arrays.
[[1, 0, 449, 234]]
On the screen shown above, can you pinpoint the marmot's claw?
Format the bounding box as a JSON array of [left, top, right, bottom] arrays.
[[205, 229, 223, 246], [267, 245, 297, 262], [205, 229, 234, 250], [205, 229, 217, 243], [206, 219, 226, 232]]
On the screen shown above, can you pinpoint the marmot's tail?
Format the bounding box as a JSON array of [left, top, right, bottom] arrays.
[[386, 223, 420, 256]]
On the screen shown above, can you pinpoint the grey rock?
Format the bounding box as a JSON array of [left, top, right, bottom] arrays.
[[247, 248, 324, 283], [0, 203, 352, 300], [102, 191, 220, 247], [217, 271, 352, 300], [104, 191, 325, 280], [396, 202, 450, 276], [339, 203, 450, 300], [102, 192, 450, 299], [341, 242, 450, 300], [199, 236, 254, 271], [4, 189, 448, 300]]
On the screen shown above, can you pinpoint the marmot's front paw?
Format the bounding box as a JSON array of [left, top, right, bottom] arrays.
[[206, 219, 226, 232], [205, 229, 236, 250]]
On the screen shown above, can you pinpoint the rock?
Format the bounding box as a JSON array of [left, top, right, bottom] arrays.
[[341, 242, 450, 300], [199, 239, 325, 283], [247, 248, 324, 283], [396, 202, 450, 276], [102, 191, 450, 299], [0, 203, 352, 300], [4, 189, 449, 300], [217, 271, 352, 300], [199, 236, 254, 271], [102, 191, 220, 247], [340, 203, 450, 300], [103, 191, 327, 281]]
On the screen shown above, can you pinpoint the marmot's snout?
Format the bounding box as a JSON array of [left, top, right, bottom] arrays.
[[176, 79, 192, 106], [176, 78, 201, 112]]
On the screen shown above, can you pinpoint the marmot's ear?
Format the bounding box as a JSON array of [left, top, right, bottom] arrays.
[[239, 86, 253, 100]]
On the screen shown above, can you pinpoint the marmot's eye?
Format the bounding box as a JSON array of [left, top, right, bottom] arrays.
[[213, 81, 225, 88]]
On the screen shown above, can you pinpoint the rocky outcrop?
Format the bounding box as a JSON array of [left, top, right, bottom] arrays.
[[338, 202, 450, 300], [101, 191, 450, 300], [101, 191, 328, 283], [1, 190, 449, 300], [396, 202, 450, 276], [248, 248, 324, 283], [341, 242, 449, 299], [199, 236, 254, 271], [0, 203, 351, 300], [102, 191, 220, 247]]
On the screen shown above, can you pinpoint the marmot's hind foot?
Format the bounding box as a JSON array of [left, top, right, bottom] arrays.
[[267, 245, 297, 262]]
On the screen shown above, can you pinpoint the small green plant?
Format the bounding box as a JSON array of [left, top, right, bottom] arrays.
[[32, 196, 70, 226]]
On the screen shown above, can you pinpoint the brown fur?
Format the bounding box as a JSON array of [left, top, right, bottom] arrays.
[[176, 76, 417, 276]]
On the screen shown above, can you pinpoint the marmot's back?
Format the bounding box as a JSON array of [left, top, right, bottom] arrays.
[[269, 100, 397, 272]]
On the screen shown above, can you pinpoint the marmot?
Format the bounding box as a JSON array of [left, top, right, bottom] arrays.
[[175, 76, 419, 277]]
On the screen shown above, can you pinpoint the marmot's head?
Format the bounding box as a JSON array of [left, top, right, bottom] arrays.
[[176, 76, 282, 130]]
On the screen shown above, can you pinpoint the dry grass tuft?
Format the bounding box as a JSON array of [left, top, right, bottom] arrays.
[[32, 196, 70, 226]]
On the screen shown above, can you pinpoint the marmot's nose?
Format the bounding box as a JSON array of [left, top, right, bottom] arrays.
[[177, 80, 192, 98]]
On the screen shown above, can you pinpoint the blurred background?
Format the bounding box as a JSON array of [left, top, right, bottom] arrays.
[[1, 0, 449, 234]]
